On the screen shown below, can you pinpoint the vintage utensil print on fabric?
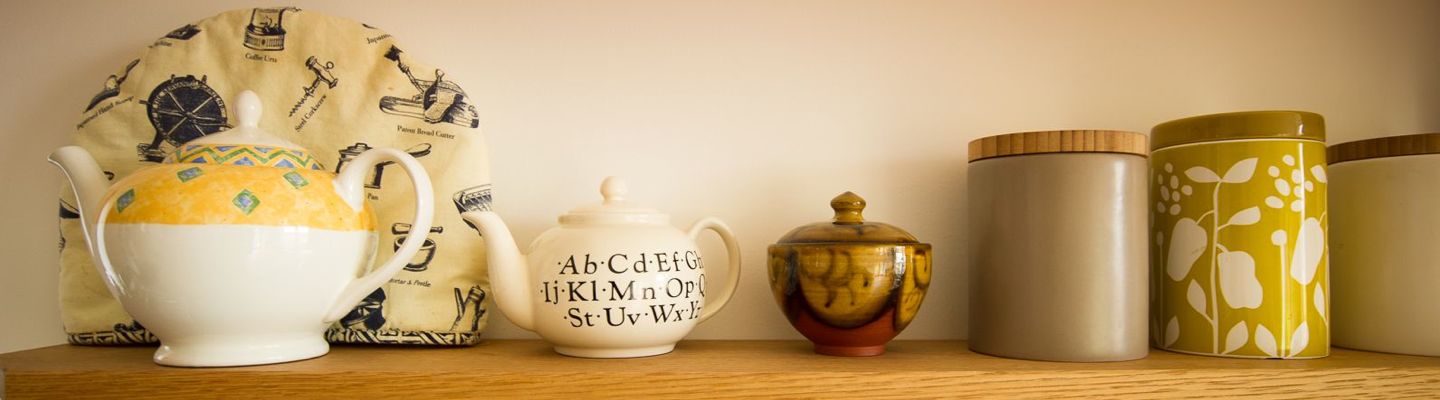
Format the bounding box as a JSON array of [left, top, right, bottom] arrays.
[[59, 7, 493, 346], [1150, 112, 1329, 359]]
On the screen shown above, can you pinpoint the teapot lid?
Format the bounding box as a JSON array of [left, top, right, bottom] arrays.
[[559, 177, 669, 225], [774, 192, 920, 244], [161, 90, 323, 170]]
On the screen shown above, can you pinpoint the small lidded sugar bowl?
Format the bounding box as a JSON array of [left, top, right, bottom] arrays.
[[767, 192, 932, 356]]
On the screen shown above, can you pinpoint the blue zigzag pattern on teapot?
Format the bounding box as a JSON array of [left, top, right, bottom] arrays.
[[165, 143, 324, 170]]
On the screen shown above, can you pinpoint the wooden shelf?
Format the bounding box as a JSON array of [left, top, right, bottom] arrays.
[[3, 340, 1438, 398]]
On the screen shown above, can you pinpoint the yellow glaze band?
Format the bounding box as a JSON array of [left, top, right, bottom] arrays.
[[105, 163, 376, 231]]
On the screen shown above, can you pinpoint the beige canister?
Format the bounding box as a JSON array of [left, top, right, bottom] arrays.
[[967, 130, 1150, 362], [1329, 133, 1440, 356]]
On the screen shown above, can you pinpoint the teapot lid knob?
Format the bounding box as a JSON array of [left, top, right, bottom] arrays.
[[560, 176, 667, 224], [237, 90, 262, 128], [600, 176, 627, 204]]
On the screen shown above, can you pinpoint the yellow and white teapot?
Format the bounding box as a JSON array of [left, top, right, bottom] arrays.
[[48, 90, 434, 367]]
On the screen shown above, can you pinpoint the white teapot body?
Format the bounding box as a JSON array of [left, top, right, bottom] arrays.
[[464, 177, 740, 358]]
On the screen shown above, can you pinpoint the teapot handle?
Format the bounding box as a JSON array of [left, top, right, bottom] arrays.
[[687, 217, 741, 324], [324, 148, 434, 323]]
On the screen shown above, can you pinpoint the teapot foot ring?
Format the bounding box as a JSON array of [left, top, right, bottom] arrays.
[[553, 344, 675, 359], [814, 344, 887, 357], [152, 334, 330, 367]]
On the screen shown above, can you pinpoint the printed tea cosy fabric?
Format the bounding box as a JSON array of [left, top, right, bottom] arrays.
[[60, 7, 493, 345]]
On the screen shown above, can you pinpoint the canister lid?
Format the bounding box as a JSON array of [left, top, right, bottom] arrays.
[[967, 130, 1147, 162], [1328, 133, 1440, 165], [1151, 110, 1325, 151], [773, 192, 921, 244]]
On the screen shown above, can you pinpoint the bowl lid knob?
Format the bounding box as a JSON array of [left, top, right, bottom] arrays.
[[772, 191, 921, 244], [830, 191, 865, 224]]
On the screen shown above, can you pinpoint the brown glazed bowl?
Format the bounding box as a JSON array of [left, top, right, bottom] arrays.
[[768, 192, 932, 356]]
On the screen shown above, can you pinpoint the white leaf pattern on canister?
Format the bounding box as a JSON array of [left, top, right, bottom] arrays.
[[1226, 207, 1261, 226], [1187, 280, 1208, 317], [1289, 322, 1311, 357], [1310, 165, 1328, 183], [1224, 321, 1249, 354], [1167, 218, 1206, 281], [1185, 166, 1220, 183], [1256, 324, 1279, 357], [1222, 158, 1258, 183], [1165, 317, 1180, 347], [1290, 218, 1325, 285], [1218, 251, 1264, 309]]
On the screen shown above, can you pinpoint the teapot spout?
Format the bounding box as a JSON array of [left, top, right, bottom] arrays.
[[47, 146, 111, 256], [461, 211, 535, 331]]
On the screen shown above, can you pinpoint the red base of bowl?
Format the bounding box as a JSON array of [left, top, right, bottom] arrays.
[[785, 296, 899, 357], [814, 344, 887, 357]]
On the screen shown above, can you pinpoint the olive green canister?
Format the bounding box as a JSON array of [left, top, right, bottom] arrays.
[[967, 130, 1150, 362], [1150, 111, 1328, 359]]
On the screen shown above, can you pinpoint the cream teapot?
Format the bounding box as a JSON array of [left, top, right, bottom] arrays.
[[463, 177, 741, 358], [47, 91, 434, 367]]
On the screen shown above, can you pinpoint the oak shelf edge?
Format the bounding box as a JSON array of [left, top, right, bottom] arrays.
[[3, 340, 1437, 398]]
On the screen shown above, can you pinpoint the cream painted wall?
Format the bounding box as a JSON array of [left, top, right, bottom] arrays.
[[2, 0, 1438, 353]]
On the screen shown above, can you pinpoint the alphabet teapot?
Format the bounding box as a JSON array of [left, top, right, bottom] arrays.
[[48, 91, 435, 367], [463, 177, 741, 358]]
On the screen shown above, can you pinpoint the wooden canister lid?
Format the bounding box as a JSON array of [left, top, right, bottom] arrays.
[[1328, 133, 1440, 165], [967, 130, 1148, 162]]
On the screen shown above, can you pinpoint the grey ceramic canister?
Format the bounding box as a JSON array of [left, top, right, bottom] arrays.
[[967, 130, 1150, 362]]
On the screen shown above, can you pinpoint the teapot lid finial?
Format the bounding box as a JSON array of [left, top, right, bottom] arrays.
[[558, 176, 668, 225], [237, 90, 262, 128], [600, 176, 627, 204]]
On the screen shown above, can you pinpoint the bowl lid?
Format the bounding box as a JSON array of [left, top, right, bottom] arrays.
[[1328, 133, 1440, 165], [559, 176, 670, 225], [968, 130, 1147, 162], [1151, 110, 1325, 151], [774, 192, 919, 244]]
